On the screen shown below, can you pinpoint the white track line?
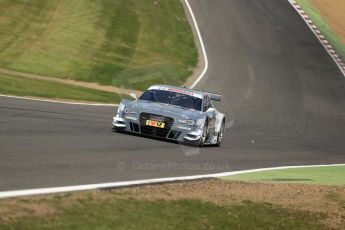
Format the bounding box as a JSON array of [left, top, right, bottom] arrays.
[[1, 163, 344, 199], [0, 94, 117, 106], [288, 0, 345, 77], [184, 0, 209, 89]]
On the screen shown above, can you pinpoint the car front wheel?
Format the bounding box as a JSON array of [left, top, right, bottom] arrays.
[[199, 121, 208, 147]]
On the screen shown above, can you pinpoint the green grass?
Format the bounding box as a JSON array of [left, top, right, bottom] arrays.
[[0, 197, 327, 230], [0, 0, 197, 90], [296, 0, 345, 60], [221, 166, 345, 185], [0, 74, 123, 103]]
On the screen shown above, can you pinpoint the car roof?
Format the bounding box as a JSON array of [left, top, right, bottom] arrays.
[[148, 85, 205, 99]]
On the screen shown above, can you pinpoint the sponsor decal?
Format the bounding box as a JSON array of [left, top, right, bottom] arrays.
[[176, 125, 192, 131], [148, 85, 203, 99], [125, 115, 137, 121], [149, 116, 165, 122], [146, 120, 165, 128], [167, 88, 194, 96]]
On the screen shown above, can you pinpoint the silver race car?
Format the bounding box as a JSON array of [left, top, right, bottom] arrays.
[[112, 85, 225, 147]]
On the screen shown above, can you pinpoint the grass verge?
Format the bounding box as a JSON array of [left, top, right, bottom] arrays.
[[0, 191, 327, 230], [0, 0, 197, 90], [220, 165, 345, 185], [295, 0, 345, 60], [0, 74, 123, 104]]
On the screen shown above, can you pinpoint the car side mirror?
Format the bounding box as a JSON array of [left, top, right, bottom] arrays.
[[129, 92, 137, 100]]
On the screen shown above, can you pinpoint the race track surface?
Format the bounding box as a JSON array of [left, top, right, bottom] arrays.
[[1, 0, 345, 191]]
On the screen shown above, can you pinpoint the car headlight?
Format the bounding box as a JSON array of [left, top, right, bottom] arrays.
[[178, 119, 196, 126], [117, 103, 125, 113], [124, 107, 138, 114]]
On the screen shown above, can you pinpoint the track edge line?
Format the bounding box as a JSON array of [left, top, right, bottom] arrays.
[[184, 0, 209, 89], [1, 163, 344, 199]]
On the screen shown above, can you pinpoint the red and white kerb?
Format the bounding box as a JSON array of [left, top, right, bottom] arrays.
[[288, 0, 345, 76]]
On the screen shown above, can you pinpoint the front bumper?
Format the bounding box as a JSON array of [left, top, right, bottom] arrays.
[[112, 113, 203, 143], [112, 114, 126, 128]]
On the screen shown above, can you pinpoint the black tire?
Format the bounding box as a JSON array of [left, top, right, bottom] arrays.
[[215, 119, 225, 147], [199, 121, 208, 147]]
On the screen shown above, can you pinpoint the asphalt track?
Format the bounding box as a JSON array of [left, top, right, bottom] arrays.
[[1, 0, 345, 191]]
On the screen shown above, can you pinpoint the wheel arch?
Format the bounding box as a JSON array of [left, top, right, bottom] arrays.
[[215, 112, 225, 132]]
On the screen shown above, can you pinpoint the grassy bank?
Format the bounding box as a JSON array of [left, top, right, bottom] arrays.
[[296, 0, 345, 60], [0, 74, 123, 103], [0, 192, 327, 230], [221, 165, 345, 185], [0, 0, 197, 90]]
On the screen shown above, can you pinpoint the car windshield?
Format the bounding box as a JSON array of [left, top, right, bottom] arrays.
[[139, 89, 202, 111]]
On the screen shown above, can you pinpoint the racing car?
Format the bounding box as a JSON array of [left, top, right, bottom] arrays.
[[112, 85, 225, 147]]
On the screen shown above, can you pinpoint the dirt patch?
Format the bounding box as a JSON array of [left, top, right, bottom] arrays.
[[0, 95, 117, 105], [309, 0, 345, 43], [109, 180, 345, 229], [0, 67, 142, 96]]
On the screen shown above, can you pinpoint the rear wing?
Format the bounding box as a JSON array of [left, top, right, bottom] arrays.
[[208, 92, 222, 101]]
